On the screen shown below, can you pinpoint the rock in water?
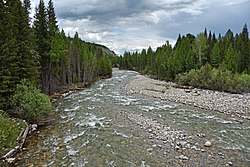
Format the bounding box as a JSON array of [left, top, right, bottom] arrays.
[[204, 141, 212, 147]]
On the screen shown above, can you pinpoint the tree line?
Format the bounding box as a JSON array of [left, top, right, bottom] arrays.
[[0, 0, 112, 118], [118, 24, 250, 93]]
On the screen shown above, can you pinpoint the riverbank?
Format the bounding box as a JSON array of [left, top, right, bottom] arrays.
[[0, 113, 28, 165], [123, 73, 250, 121]]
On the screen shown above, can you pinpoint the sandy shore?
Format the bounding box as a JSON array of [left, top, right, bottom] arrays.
[[123, 73, 250, 121]]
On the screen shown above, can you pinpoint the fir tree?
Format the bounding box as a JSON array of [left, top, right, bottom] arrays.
[[47, 0, 58, 36], [239, 23, 250, 73], [0, 0, 40, 109], [211, 43, 220, 68], [222, 44, 237, 73], [33, 0, 51, 93]]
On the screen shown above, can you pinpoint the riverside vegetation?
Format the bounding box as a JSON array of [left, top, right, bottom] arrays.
[[118, 24, 250, 93], [0, 0, 113, 159]]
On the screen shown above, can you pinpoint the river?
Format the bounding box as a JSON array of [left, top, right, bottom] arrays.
[[14, 70, 250, 167]]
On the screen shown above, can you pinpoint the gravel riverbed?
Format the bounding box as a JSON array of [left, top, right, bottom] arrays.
[[123, 74, 250, 121]]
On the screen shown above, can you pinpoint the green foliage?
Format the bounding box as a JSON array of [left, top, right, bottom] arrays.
[[211, 43, 221, 68], [194, 32, 209, 67], [98, 55, 112, 77], [176, 65, 250, 93], [11, 79, 52, 122], [0, 111, 25, 156], [0, 0, 40, 110], [119, 24, 250, 93], [221, 44, 238, 73], [238, 23, 250, 73], [47, 0, 59, 35]]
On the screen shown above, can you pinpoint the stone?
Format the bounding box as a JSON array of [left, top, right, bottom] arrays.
[[227, 162, 233, 166], [147, 148, 153, 152], [6, 158, 15, 163], [179, 155, 189, 160], [186, 144, 191, 148], [149, 134, 154, 139], [175, 146, 180, 150], [179, 141, 187, 147], [204, 141, 212, 147], [31, 124, 38, 132]]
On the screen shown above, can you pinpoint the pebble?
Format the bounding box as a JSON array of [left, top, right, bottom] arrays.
[[175, 146, 180, 150], [178, 155, 189, 160], [149, 134, 154, 139], [6, 158, 15, 163], [204, 141, 212, 147], [227, 161, 233, 166], [124, 73, 250, 121], [179, 141, 187, 147], [147, 148, 153, 152]]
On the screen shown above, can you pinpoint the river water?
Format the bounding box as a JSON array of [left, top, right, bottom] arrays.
[[15, 70, 249, 167]]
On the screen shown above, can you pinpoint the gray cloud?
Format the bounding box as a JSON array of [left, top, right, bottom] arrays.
[[32, 0, 250, 54]]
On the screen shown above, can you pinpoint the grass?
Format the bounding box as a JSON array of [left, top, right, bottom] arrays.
[[0, 111, 26, 157]]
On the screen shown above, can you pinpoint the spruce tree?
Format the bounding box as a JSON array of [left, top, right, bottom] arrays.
[[0, 0, 40, 109], [33, 0, 51, 93], [47, 0, 59, 36], [23, 0, 31, 22], [239, 24, 250, 73], [222, 44, 237, 73], [211, 43, 220, 68]]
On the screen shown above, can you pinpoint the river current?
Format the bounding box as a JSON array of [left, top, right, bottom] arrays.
[[15, 70, 250, 166]]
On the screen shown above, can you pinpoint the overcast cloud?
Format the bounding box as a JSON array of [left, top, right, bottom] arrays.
[[31, 0, 250, 55]]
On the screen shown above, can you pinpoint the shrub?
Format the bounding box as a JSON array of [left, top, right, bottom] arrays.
[[0, 111, 25, 156], [176, 65, 250, 93], [11, 79, 52, 122]]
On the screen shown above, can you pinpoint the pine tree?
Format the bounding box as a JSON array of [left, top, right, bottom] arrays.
[[211, 43, 220, 68], [23, 0, 31, 22], [0, 0, 40, 109], [33, 0, 51, 93], [222, 44, 237, 73], [47, 0, 58, 36], [239, 23, 250, 73], [0, 0, 15, 109]]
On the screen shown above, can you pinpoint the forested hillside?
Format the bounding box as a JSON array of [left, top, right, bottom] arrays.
[[0, 0, 113, 114], [119, 25, 250, 93]]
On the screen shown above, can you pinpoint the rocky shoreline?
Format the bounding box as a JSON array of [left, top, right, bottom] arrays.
[[123, 74, 250, 121], [121, 71, 250, 166], [123, 111, 235, 166]]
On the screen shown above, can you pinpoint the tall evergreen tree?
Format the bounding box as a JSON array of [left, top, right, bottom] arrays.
[[47, 0, 58, 36], [211, 43, 220, 68], [222, 44, 237, 73], [0, 0, 39, 109], [23, 0, 31, 16], [239, 23, 250, 73], [33, 0, 51, 93]]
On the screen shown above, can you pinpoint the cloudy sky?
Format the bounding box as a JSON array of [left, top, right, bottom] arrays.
[[31, 0, 250, 55]]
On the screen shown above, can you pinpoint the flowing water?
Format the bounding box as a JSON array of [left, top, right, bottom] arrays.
[[14, 70, 250, 167]]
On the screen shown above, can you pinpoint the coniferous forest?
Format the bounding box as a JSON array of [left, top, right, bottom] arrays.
[[0, 0, 113, 120], [118, 25, 250, 93]]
